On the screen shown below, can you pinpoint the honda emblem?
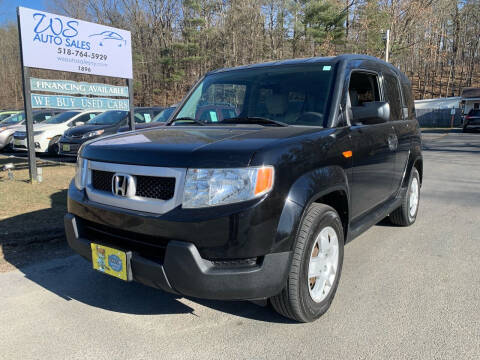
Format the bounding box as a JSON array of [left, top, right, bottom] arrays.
[[112, 173, 136, 198]]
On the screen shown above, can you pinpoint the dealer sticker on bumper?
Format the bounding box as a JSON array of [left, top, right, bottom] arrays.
[[91, 243, 131, 281]]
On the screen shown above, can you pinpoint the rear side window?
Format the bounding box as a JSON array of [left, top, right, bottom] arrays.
[[468, 109, 480, 116], [401, 80, 415, 119], [383, 73, 403, 120]]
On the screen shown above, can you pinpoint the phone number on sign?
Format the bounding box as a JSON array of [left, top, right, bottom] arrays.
[[57, 47, 108, 61]]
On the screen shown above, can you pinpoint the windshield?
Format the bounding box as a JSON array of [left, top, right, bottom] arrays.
[[174, 63, 336, 126], [86, 110, 127, 125], [153, 107, 176, 123], [43, 111, 80, 124], [1, 112, 25, 125], [0, 113, 15, 122]]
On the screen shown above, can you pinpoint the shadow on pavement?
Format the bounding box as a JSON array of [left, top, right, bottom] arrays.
[[1, 190, 291, 323]]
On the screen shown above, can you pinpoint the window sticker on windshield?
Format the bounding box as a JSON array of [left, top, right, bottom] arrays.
[[89, 114, 96, 119], [323, 65, 331, 71], [45, 116, 51, 119], [144, 114, 151, 123], [210, 111, 218, 122]]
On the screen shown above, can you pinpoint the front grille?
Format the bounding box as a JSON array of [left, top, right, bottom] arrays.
[[136, 175, 175, 200], [91, 170, 114, 192], [14, 144, 27, 149], [81, 219, 167, 260], [91, 169, 176, 200]]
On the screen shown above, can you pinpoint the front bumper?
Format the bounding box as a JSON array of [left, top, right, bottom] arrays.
[[12, 136, 49, 152], [65, 213, 291, 300], [59, 138, 84, 156]]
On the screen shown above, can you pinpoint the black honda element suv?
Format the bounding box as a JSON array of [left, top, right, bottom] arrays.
[[65, 55, 422, 322]]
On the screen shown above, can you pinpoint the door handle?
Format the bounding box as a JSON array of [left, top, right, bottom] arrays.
[[387, 134, 398, 151]]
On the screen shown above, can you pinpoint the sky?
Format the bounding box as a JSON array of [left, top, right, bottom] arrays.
[[0, 0, 48, 24]]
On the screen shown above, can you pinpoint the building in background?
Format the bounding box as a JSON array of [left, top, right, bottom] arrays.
[[460, 88, 480, 115], [414, 97, 461, 127]]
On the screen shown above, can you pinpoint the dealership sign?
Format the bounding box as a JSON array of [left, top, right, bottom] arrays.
[[31, 94, 129, 110], [30, 78, 128, 97], [18, 7, 132, 78]]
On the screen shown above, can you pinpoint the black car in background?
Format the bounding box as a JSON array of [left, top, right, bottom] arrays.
[[118, 105, 178, 132], [463, 109, 480, 132], [58, 107, 163, 156]]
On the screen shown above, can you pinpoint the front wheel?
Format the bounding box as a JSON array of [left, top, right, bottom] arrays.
[[390, 167, 420, 226], [48, 136, 61, 155], [270, 203, 344, 322]]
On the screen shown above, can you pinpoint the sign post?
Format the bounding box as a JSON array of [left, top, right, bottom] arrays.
[[17, 10, 37, 181], [17, 6, 133, 182]]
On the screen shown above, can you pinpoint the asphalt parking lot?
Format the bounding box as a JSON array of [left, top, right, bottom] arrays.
[[0, 130, 479, 359]]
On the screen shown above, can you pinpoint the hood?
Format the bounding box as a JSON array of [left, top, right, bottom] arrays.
[[82, 125, 317, 168], [33, 123, 66, 132], [64, 123, 116, 137], [0, 122, 24, 130], [0, 124, 23, 132], [117, 122, 166, 133]]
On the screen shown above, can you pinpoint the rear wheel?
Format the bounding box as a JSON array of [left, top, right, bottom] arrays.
[[270, 203, 344, 322], [390, 167, 420, 226], [4, 135, 13, 151]]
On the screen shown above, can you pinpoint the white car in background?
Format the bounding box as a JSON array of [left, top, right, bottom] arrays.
[[13, 110, 104, 154]]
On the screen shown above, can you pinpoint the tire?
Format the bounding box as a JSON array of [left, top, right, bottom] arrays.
[[3, 135, 13, 151], [389, 167, 420, 226], [47, 136, 61, 155], [270, 203, 344, 322]]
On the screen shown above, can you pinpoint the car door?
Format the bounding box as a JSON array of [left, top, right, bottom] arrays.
[[383, 71, 412, 190], [346, 67, 397, 219]]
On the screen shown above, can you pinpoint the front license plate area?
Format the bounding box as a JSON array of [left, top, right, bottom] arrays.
[[91, 243, 132, 281], [62, 144, 70, 152]]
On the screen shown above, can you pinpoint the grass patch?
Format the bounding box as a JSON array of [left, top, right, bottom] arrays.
[[0, 154, 75, 271]]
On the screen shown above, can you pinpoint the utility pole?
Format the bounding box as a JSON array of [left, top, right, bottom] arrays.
[[385, 29, 390, 62]]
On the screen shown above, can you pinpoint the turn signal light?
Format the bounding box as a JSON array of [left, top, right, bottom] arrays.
[[342, 150, 353, 158], [255, 167, 274, 195]]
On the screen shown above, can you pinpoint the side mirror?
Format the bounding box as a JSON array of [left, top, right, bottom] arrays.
[[351, 101, 390, 125], [75, 121, 84, 127]]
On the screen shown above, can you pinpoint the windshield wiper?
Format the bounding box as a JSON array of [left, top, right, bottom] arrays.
[[221, 117, 288, 127], [168, 117, 205, 126]]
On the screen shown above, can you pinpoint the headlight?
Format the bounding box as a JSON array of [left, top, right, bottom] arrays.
[[82, 129, 104, 139], [74, 156, 88, 190], [182, 166, 274, 208], [0, 127, 6, 132]]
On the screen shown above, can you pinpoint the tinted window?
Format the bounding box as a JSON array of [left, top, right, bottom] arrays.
[[468, 109, 480, 116], [134, 111, 153, 123], [87, 111, 127, 125], [44, 111, 80, 124], [74, 112, 99, 124], [153, 107, 176, 123], [1, 113, 24, 125], [383, 73, 403, 120], [348, 72, 380, 106], [401, 80, 415, 119], [33, 112, 54, 123], [0, 113, 14, 122]]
